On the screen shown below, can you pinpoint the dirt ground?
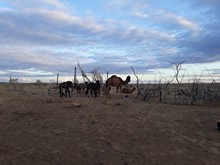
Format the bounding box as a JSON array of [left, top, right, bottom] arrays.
[[0, 83, 220, 165]]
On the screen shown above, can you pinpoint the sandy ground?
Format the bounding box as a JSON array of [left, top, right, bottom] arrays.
[[0, 83, 220, 165]]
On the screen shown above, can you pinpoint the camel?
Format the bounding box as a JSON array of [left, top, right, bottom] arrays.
[[86, 80, 100, 97], [105, 75, 131, 98], [73, 82, 88, 96], [59, 81, 74, 98], [122, 87, 136, 94]]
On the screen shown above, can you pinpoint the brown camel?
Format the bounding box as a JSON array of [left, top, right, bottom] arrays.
[[105, 75, 131, 98], [122, 87, 136, 94]]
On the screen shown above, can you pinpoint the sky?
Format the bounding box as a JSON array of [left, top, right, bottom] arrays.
[[0, 0, 220, 83]]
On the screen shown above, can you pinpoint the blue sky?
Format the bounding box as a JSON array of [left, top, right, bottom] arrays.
[[0, 0, 220, 83]]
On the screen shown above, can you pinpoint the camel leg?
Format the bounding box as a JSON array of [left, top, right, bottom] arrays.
[[94, 90, 98, 97], [119, 86, 123, 98], [67, 89, 71, 98], [106, 87, 111, 98], [115, 86, 123, 98], [71, 87, 74, 97], [65, 89, 68, 97], [59, 88, 62, 97], [85, 89, 89, 97]]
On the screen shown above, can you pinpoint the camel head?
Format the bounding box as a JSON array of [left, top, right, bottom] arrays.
[[121, 76, 131, 86], [126, 76, 131, 83]]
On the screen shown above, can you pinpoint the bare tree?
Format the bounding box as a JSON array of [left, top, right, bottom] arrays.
[[9, 76, 19, 83], [131, 66, 142, 98], [167, 60, 185, 103], [131, 66, 140, 87], [77, 62, 91, 83], [168, 60, 185, 84], [90, 67, 102, 82]]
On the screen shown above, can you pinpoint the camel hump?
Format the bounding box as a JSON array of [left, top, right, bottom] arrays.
[[66, 81, 72, 84], [110, 75, 118, 78]]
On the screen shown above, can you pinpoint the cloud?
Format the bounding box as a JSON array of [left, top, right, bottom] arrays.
[[130, 7, 200, 33], [0, 3, 175, 47], [131, 11, 149, 19], [155, 10, 200, 32], [105, 0, 149, 11], [0, 0, 220, 82], [41, 0, 65, 9]]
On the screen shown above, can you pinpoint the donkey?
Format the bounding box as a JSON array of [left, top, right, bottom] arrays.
[[59, 81, 74, 97], [85, 80, 100, 97]]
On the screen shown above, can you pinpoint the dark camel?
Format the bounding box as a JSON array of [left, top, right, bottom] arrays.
[[105, 75, 131, 98], [86, 80, 100, 97], [59, 81, 74, 97]]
